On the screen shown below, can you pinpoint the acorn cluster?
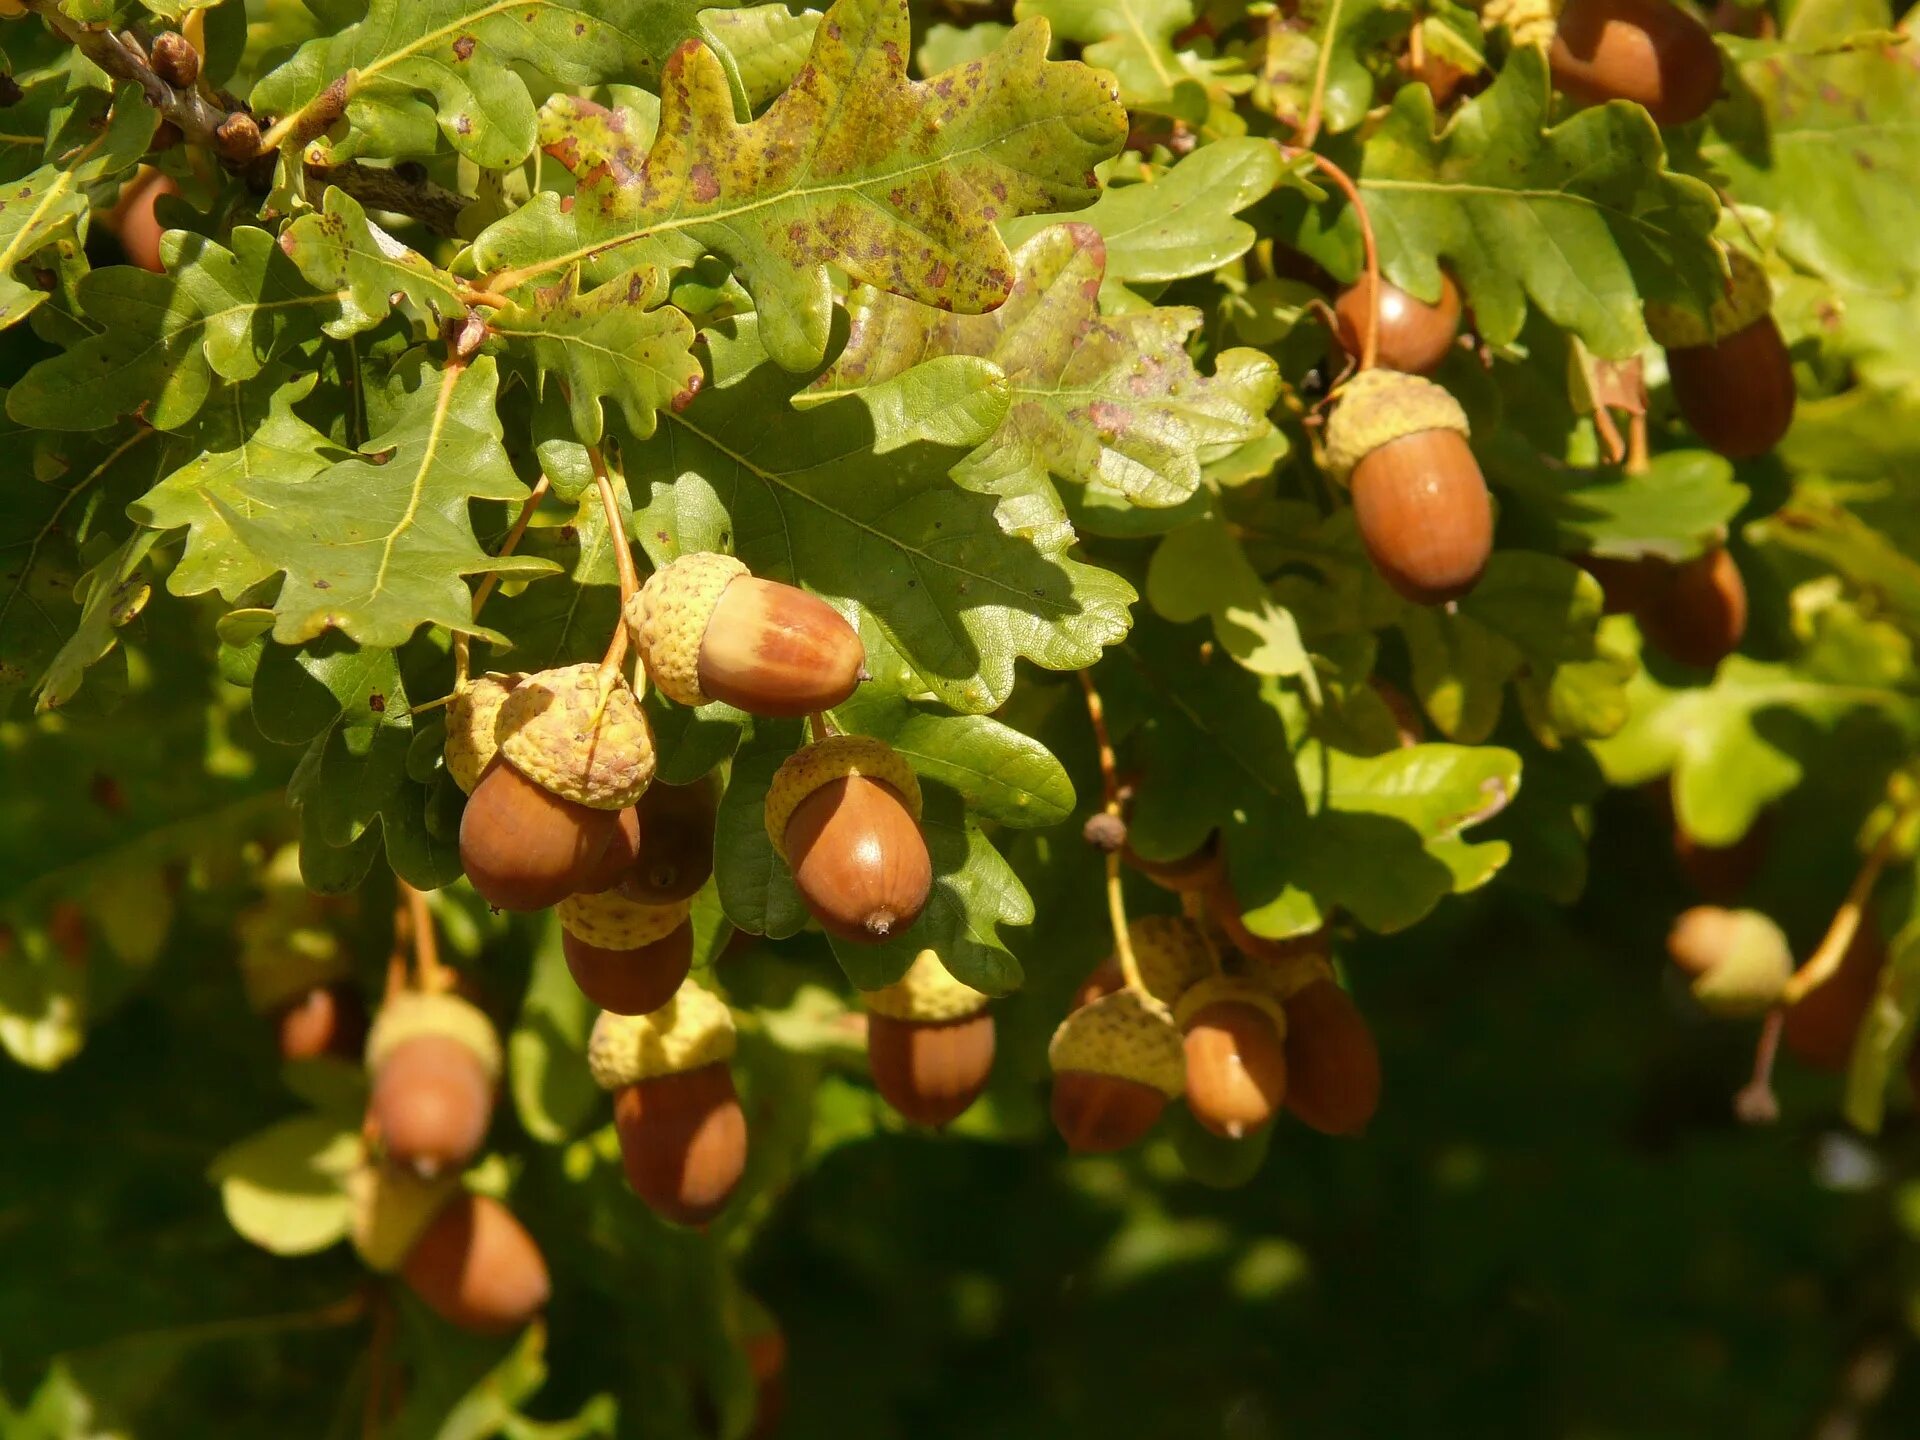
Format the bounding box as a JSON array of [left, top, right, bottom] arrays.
[[446, 553, 941, 1224], [1050, 842, 1381, 1155]]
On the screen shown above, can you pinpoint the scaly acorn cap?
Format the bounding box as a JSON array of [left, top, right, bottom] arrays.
[[625, 552, 750, 707], [1323, 367, 1470, 486], [1127, 915, 1215, 1006], [365, 991, 503, 1084], [1246, 949, 1337, 1002], [587, 980, 736, 1088], [1481, 0, 1558, 47], [763, 735, 923, 860], [861, 949, 990, 1023], [1048, 989, 1186, 1098], [556, 890, 693, 952], [496, 663, 656, 810], [1173, 975, 1289, 1036], [444, 672, 524, 795], [1644, 250, 1775, 350], [1680, 907, 1794, 1018], [348, 1162, 460, 1272]]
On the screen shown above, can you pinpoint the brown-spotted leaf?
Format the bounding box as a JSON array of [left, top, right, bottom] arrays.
[[802, 223, 1279, 508], [472, 0, 1128, 372]]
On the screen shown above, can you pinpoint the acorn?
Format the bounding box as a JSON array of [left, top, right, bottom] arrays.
[[860, 949, 995, 1127], [1645, 250, 1794, 458], [1048, 989, 1186, 1153], [1176, 977, 1290, 1139], [276, 982, 369, 1061], [1121, 833, 1224, 894], [765, 735, 930, 944], [365, 991, 502, 1176], [557, 888, 695, 1015], [627, 552, 864, 716], [1666, 905, 1792, 1017], [588, 981, 746, 1224], [619, 776, 719, 905], [402, 1191, 552, 1334], [1333, 272, 1462, 376], [1783, 921, 1882, 1072], [1072, 956, 1125, 1010], [1547, 0, 1722, 126], [458, 664, 656, 911], [1280, 978, 1381, 1136], [104, 168, 177, 273], [1638, 547, 1747, 669], [571, 806, 645, 896], [1324, 368, 1493, 605]]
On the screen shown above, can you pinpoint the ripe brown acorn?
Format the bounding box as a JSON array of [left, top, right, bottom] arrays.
[[1638, 547, 1747, 670], [589, 984, 746, 1224], [1177, 980, 1290, 1139], [1333, 272, 1462, 376], [400, 1191, 551, 1334], [766, 737, 930, 944], [106, 169, 177, 274], [275, 982, 368, 1062], [1646, 250, 1794, 458], [627, 552, 864, 716], [1281, 978, 1382, 1136], [619, 777, 718, 905], [460, 760, 625, 911], [571, 805, 645, 896], [562, 922, 694, 1016], [365, 993, 501, 1175], [1783, 921, 1883, 1072], [862, 951, 995, 1127], [1547, 0, 1722, 126], [1050, 1069, 1171, 1153], [1121, 832, 1224, 894], [1324, 368, 1493, 605]]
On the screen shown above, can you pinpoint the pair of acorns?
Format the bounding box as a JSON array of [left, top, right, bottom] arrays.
[[358, 990, 551, 1332]]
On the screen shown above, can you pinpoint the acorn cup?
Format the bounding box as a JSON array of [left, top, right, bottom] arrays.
[[1324, 368, 1493, 605], [557, 888, 695, 1015], [457, 664, 656, 911], [1645, 251, 1795, 458], [1333, 272, 1462, 377], [620, 776, 720, 905], [1176, 977, 1290, 1140], [349, 1165, 550, 1335], [860, 950, 995, 1127], [588, 981, 747, 1225], [365, 991, 502, 1176], [1666, 905, 1792, 1017], [443, 672, 523, 796], [1048, 989, 1187, 1153], [627, 552, 864, 717], [1279, 978, 1382, 1136], [1547, 0, 1723, 126], [764, 736, 931, 944]]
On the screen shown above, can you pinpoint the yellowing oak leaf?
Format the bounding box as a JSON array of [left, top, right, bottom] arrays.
[[473, 0, 1128, 372], [804, 223, 1279, 509]]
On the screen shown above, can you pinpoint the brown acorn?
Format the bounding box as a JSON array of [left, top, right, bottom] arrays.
[[366, 993, 501, 1175], [589, 983, 746, 1224], [1333, 272, 1462, 377], [1177, 979, 1290, 1139], [275, 982, 368, 1062], [861, 950, 995, 1127], [619, 776, 719, 905], [1646, 251, 1794, 458], [563, 922, 694, 1016], [401, 1191, 551, 1334], [1637, 547, 1747, 669], [571, 805, 644, 896], [765, 737, 931, 944], [1548, 0, 1723, 126], [460, 760, 624, 911], [1281, 978, 1382, 1136], [105, 168, 177, 274], [1121, 832, 1224, 894], [1324, 368, 1493, 605], [1048, 990, 1186, 1153], [1072, 956, 1126, 1010], [1783, 921, 1882, 1072], [628, 552, 864, 716]]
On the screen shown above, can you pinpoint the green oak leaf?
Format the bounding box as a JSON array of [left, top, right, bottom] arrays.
[[1146, 513, 1314, 682], [473, 0, 1128, 372], [700, 3, 825, 110], [1351, 46, 1723, 357], [1487, 434, 1749, 562], [35, 529, 161, 715], [278, 187, 466, 338], [1256, 0, 1404, 138], [209, 358, 557, 648], [1000, 138, 1287, 296], [475, 493, 623, 674], [1016, 0, 1247, 115], [6, 227, 329, 433], [206, 1114, 359, 1257], [249, 0, 685, 167], [804, 224, 1279, 511], [627, 318, 1134, 714], [509, 914, 603, 1143], [1123, 618, 1519, 936], [1749, 480, 1920, 643]]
